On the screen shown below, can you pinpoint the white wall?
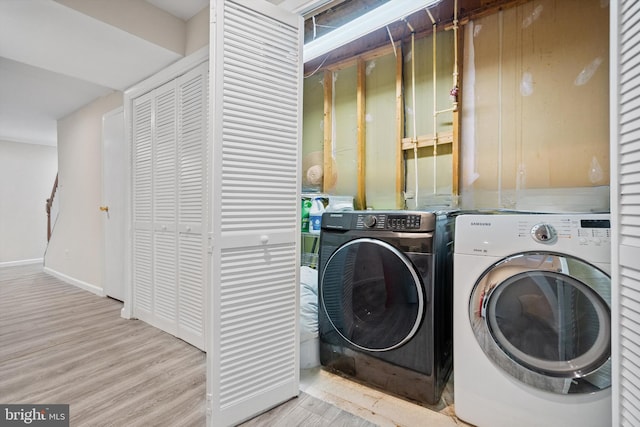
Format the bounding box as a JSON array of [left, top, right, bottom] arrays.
[[56, 0, 186, 55], [57, 0, 210, 57], [186, 7, 209, 55], [43, 7, 209, 293], [0, 140, 57, 265], [44, 91, 123, 291]]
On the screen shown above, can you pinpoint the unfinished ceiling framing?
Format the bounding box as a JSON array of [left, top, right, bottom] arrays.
[[303, 0, 532, 74], [0, 0, 531, 147]]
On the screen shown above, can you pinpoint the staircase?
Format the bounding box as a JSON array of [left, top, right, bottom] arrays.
[[45, 173, 59, 242]]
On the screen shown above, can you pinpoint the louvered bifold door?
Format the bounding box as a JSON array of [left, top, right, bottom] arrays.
[[208, 1, 303, 425], [177, 63, 209, 350], [132, 92, 154, 321], [152, 80, 179, 335], [612, 1, 640, 425]]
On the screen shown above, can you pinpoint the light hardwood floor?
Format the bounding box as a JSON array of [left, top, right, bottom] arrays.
[[239, 392, 377, 427], [0, 264, 377, 426], [0, 264, 206, 426]]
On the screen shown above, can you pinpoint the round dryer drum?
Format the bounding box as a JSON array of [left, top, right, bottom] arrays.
[[320, 238, 424, 352], [469, 251, 611, 394]]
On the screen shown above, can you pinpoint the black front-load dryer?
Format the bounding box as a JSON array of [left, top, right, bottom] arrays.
[[318, 210, 455, 405]]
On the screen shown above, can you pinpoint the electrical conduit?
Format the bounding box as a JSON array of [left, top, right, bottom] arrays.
[[427, 9, 438, 196], [406, 20, 420, 209]]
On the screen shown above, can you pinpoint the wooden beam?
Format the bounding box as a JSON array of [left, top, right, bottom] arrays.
[[325, 43, 397, 73], [323, 70, 333, 192], [395, 45, 405, 209], [356, 58, 366, 210], [401, 132, 454, 150]]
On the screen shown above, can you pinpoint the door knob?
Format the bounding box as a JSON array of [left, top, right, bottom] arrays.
[[99, 206, 109, 212]]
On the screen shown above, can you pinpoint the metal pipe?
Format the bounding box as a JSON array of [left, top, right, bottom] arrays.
[[412, 32, 420, 207], [404, 19, 420, 209], [498, 10, 503, 206], [386, 26, 397, 57], [427, 9, 437, 194], [452, 0, 459, 110]]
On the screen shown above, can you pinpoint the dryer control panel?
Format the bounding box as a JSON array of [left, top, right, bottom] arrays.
[[530, 223, 558, 244], [454, 213, 611, 265]]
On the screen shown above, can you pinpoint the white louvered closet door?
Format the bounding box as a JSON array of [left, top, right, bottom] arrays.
[[132, 92, 154, 321], [131, 62, 208, 350], [612, 1, 640, 425], [208, 0, 303, 425], [177, 62, 209, 349], [153, 80, 179, 335]]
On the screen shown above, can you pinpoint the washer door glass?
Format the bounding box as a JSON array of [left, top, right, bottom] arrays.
[[320, 238, 424, 352], [470, 252, 611, 394]]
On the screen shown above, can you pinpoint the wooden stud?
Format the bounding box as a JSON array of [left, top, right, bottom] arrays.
[[401, 132, 454, 150], [326, 43, 395, 73]]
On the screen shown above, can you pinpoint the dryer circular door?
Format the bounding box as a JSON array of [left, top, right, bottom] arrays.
[[469, 252, 611, 394], [320, 238, 425, 352]]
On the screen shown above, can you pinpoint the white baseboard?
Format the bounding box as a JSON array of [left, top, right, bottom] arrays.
[[43, 267, 104, 297], [0, 258, 43, 268]]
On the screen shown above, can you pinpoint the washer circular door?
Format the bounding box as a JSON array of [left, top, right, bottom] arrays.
[[469, 252, 611, 394], [320, 238, 425, 352]]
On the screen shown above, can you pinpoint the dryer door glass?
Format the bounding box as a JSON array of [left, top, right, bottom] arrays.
[[469, 252, 611, 394], [320, 238, 425, 352]]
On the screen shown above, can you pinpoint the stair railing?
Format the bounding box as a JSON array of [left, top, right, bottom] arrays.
[[46, 173, 59, 241]]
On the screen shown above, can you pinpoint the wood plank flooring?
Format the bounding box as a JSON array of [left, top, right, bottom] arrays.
[[0, 264, 377, 427], [0, 264, 206, 426], [239, 392, 377, 427]]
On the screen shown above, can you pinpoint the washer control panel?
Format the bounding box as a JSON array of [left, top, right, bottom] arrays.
[[356, 213, 424, 231], [530, 223, 558, 244], [387, 214, 422, 230], [321, 211, 440, 232]]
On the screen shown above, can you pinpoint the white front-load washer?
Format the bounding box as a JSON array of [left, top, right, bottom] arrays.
[[454, 213, 611, 427]]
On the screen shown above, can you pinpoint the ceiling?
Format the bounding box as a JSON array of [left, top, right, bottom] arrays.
[[0, 0, 499, 147], [0, 0, 211, 146], [0, 0, 309, 147], [145, 0, 209, 20], [302, 0, 509, 74]]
